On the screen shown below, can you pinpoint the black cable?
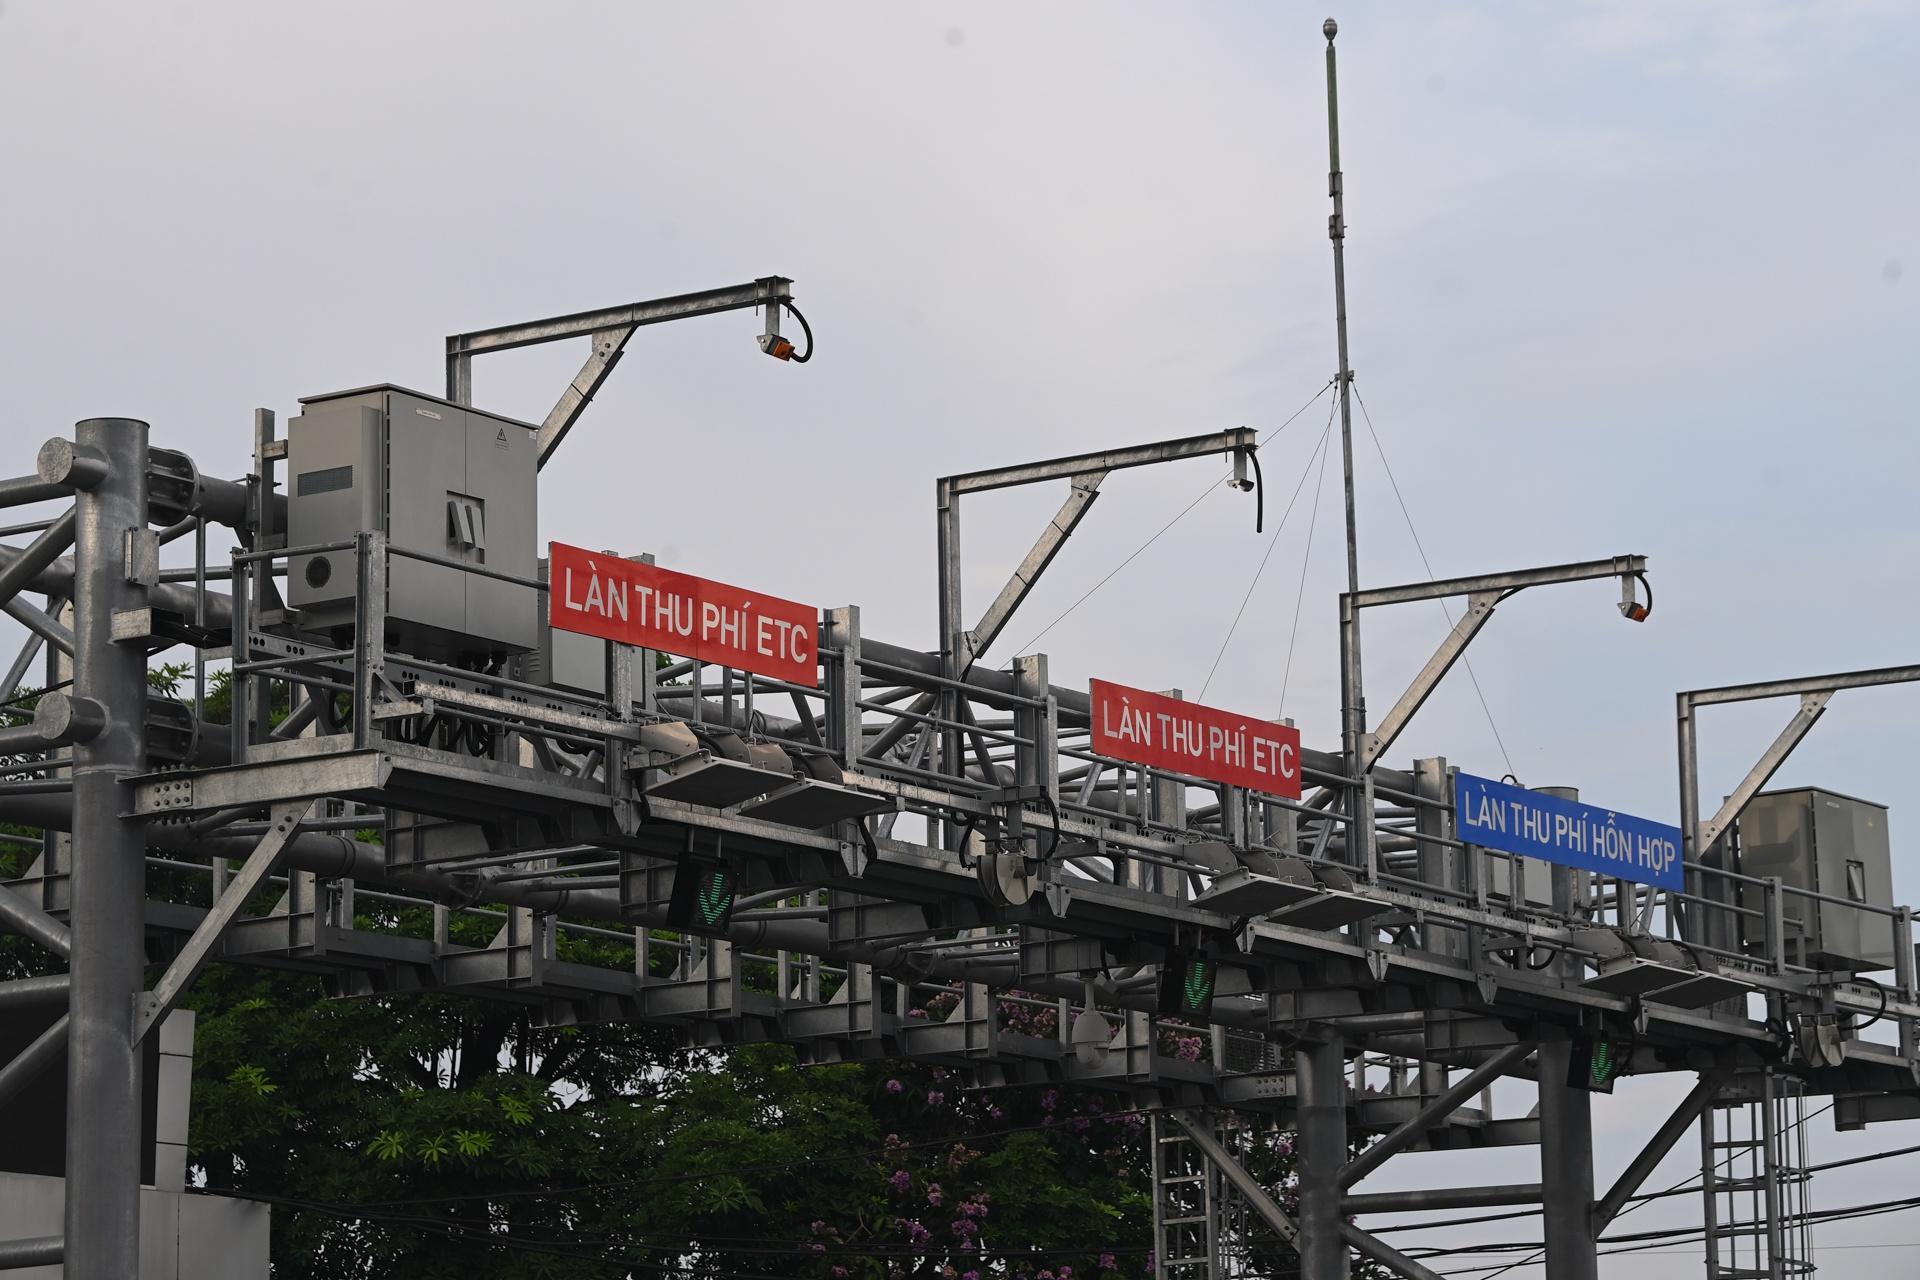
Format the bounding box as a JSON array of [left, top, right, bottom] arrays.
[[1277, 398, 1337, 718], [782, 301, 813, 362], [1012, 379, 1333, 655], [1353, 384, 1517, 778], [1634, 570, 1653, 618], [1197, 415, 1335, 702], [1847, 973, 1890, 1033], [1248, 446, 1265, 533]]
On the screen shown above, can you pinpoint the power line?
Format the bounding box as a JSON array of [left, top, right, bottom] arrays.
[[1278, 395, 1337, 719], [1197, 410, 1337, 701], [1014, 380, 1334, 655], [1427, 1100, 1837, 1277], [1351, 383, 1517, 778]]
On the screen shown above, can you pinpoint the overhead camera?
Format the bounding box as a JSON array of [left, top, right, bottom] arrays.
[[758, 300, 813, 363]]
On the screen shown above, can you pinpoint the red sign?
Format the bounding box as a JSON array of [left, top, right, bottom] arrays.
[[1090, 679, 1301, 799], [549, 542, 818, 687]]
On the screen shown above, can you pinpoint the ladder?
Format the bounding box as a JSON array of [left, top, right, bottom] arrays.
[[1152, 1113, 1223, 1279], [1150, 1113, 1290, 1280], [1701, 1073, 1815, 1279]]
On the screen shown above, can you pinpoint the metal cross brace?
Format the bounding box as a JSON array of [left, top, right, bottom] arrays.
[[133, 797, 316, 1045]]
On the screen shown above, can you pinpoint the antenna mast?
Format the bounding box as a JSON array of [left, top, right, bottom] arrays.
[[1324, 18, 1367, 798]]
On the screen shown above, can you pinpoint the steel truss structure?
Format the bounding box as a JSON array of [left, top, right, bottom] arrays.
[[0, 314, 1917, 1280], [2, 37, 1918, 1279]]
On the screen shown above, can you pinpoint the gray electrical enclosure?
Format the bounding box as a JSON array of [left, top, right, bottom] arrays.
[[1740, 787, 1896, 973], [520, 556, 638, 696], [287, 384, 538, 657]]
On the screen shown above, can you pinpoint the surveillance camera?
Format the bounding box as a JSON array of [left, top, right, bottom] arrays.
[[1618, 600, 1650, 623], [757, 332, 797, 361]]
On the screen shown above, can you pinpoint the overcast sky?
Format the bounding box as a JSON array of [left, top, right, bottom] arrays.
[[2, 2, 1916, 1274]]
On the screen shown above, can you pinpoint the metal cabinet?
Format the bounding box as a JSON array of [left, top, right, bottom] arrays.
[[1739, 787, 1896, 972], [287, 384, 538, 657]]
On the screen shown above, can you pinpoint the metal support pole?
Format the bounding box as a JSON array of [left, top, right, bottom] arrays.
[[63, 416, 149, 1280], [1297, 1033, 1350, 1280], [1536, 1040, 1599, 1280]]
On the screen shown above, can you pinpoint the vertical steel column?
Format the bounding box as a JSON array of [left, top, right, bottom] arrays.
[[933, 477, 962, 847], [1296, 1033, 1349, 1280], [1536, 1040, 1599, 1280], [1676, 692, 1701, 942], [64, 417, 150, 1279]]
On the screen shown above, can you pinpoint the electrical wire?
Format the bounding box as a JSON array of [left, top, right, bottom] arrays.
[[1424, 1100, 1836, 1277], [1196, 413, 1336, 701], [781, 300, 813, 362], [1277, 395, 1337, 719], [1352, 384, 1516, 778], [1013, 379, 1334, 655]]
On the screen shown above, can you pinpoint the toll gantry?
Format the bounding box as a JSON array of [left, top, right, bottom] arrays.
[[0, 272, 1916, 1280]]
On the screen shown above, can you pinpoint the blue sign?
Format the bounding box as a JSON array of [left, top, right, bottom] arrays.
[[1453, 773, 1684, 892]]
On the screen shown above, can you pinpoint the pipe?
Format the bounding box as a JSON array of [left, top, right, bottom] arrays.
[[0, 883, 72, 958], [1343, 1184, 1541, 1214], [0, 973, 71, 1011], [0, 543, 232, 630], [0, 1235, 63, 1271], [0, 1013, 68, 1111], [0, 789, 1274, 1029], [0, 509, 77, 607]]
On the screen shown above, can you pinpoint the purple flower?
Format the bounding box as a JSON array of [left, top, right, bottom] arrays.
[[833, 1269, 849, 1278], [1060, 1268, 1073, 1278], [927, 1090, 945, 1105], [989, 1105, 1004, 1120], [885, 1078, 904, 1095], [811, 1220, 829, 1235], [964, 1272, 982, 1280], [889, 1168, 912, 1192], [1041, 1088, 1059, 1111], [952, 1217, 978, 1237], [1039, 1271, 1055, 1280], [808, 1243, 826, 1256], [927, 1182, 944, 1207], [1146, 1249, 1157, 1274], [1100, 1255, 1118, 1272], [907, 1220, 932, 1245]]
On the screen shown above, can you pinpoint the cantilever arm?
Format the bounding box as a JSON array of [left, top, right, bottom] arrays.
[[443, 276, 795, 470], [1351, 556, 1647, 773], [938, 427, 1258, 673]]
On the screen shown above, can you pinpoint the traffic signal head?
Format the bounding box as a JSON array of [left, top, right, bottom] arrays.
[[667, 858, 737, 938], [1158, 950, 1217, 1017]]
